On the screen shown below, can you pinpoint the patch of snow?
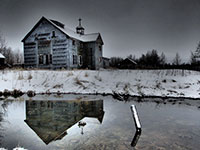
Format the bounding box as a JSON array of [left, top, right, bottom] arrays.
[[0, 53, 5, 59], [0, 69, 200, 98], [0, 148, 27, 150]]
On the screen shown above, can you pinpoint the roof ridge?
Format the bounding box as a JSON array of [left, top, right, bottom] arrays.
[[84, 33, 99, 36], [22, 16, 103, 43]]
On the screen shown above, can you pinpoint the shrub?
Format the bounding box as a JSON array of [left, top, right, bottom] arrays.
[[18, 72, 24, 80], [27, 90, 36, 97], [67, 72, 73, 77], [11, 89, 24, 98], [84, 72, 89, 77], [94, 75, 102, 82], [28, 73, 32, 80]]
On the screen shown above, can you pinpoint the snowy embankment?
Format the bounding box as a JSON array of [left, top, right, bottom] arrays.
[[0, 69, 200, 98]]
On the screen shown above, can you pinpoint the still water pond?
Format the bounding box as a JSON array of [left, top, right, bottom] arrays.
[[0, 95, 200, 150]]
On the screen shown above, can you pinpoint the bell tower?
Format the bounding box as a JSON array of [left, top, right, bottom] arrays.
[[76, 18, 85, 35]]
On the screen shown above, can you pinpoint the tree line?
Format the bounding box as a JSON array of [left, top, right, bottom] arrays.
[[1, 32, 200, 70], [0, 34, 23, 66], [110, 43, 200, 70]]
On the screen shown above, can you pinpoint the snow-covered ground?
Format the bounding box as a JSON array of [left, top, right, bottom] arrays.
[[0, 69, 200, 98]]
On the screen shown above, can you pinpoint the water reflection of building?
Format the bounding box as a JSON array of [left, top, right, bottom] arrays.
[[24, 100, 104, 145]]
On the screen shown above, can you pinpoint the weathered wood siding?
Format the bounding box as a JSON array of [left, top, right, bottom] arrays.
[[23, 18, 104, 70], [24, 42, 37, 67], [24, 19, 69, 69]]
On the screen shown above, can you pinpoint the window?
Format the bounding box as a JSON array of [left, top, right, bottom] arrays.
[[39, 54, 43, 64], [79, 55, 83, 66], [80, 43, 83, 48], [99, 57, 102, 62], [52, 31, 55, 37], [99, 45, 102, 51], [73, 55, 77, 64], [72, 40, 75, 46], [38, 40, 51, 53], [46, 55, 49, 65], [50, 54, 52, 64]]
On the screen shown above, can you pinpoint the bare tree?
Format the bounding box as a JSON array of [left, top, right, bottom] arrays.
[[190, 52, 198, 65], [0, 33, 19, 65], [190, 42, 200, 65], [160, 52, 166, 65], [173, 52, 181, 65], [13, 49, 23, 64]]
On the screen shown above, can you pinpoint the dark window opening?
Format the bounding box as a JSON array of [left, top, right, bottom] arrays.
[[46, 55, 49, 65], [73, 55, 77, 64], [50, 54, 52, 64], [52, 31, 56, 37], [39, 55, 43, 64], [72, 40, 75, 46], [99, 45, 102, 51], [79, 55, 82, 66], [80, 43, 83, 48]]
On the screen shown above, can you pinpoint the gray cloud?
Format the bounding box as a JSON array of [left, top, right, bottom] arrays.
[[0, 0, 200, 62]]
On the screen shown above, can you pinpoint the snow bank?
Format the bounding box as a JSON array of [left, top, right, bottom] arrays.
[[0, 69, 200, 98], [0, 147, 27, 150]]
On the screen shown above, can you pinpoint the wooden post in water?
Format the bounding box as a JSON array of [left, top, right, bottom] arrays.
[[130, 104, 142, 147], [130, 105, 142, 132]]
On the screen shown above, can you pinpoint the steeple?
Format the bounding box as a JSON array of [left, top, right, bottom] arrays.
[[76, 18, 85, 35]]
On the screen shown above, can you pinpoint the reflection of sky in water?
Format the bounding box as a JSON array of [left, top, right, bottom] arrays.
[[0, 96, 200, 150]]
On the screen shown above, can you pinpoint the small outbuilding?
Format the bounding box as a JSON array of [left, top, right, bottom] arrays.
[[120, 58, 137, 69], [102, 57, 110, 68], [0, 53, 5, 66]]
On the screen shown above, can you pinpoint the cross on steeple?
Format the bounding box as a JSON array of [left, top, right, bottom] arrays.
[[79, 18, 82, 26]]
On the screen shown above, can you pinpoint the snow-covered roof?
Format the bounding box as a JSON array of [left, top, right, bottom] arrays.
[[48, 18, 100, 42], [0, 53, 5, 59], [22, 16, 103, 43], [126, 58, 137, 64]]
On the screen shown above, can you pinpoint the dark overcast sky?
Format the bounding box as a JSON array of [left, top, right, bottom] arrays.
[[1, 0, 200, 62]]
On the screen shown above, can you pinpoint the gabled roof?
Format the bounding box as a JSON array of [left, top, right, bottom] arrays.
[[22, 16, 103, 44], [0, 53, 5, 59]]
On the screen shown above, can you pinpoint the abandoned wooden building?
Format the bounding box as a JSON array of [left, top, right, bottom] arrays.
[[22, 16, 104, 70], [24, 100, 104, 144], [120, 58, 137, 69]]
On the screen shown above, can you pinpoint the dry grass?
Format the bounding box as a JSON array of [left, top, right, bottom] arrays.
[[53, 84, 63, 88], [94, 75, 102, 82], [74, 77, 87, 89], [18, 72, 24, 80], [84, 72, 89, 77], [27, 73, 32, 80], [67, 71, 73, 77]]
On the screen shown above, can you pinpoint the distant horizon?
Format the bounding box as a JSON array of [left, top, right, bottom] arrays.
[[0, 0, 200, 63]]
